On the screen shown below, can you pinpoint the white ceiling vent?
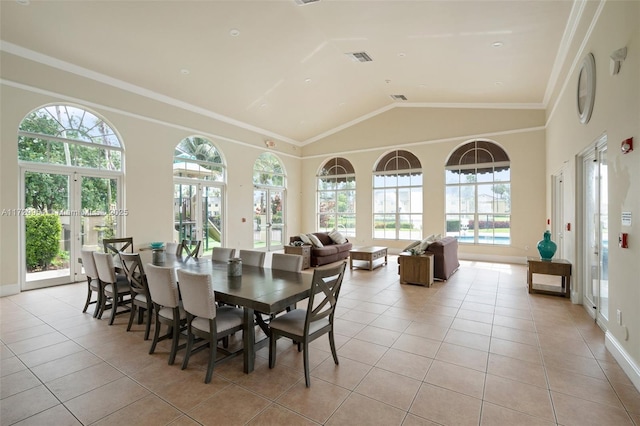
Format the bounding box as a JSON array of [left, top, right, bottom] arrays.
[[294, 0, 320, 5], [390, 94, 408, 101], [345, 52, 373, 62]]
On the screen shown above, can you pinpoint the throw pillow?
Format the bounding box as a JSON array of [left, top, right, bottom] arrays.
[[402, 240, 420, 252], [298, 233, 311, 245], [328, 229, 347, 244], [307, 234, 324, 248], [418, 234, 434, 251]]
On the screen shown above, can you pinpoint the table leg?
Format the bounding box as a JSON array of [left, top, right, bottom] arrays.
[[243, 307, 255, 373], [350, 256, 353, 270]]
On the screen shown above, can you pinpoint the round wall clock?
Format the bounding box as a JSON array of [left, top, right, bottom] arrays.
[[577, 53, 596, 124]]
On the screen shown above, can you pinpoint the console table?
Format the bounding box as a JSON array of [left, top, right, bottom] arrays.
[[283, 245, 311, 269], [527, 257, 571, 297], [398, 253, 434, 287]]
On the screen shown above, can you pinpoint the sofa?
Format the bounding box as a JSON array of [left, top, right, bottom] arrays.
[[399, 236, 460, 281], [289, 232, 352, 267]]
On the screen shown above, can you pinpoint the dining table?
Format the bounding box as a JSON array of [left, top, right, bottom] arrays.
[[134, 250, 314, 373]]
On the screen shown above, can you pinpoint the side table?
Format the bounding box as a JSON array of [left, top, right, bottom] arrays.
[[398, 253, 434, 287], [527, 257, 571, 297], [283, 245, 311, 270]]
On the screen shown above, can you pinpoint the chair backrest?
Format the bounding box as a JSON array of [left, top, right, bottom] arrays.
[[103, 237, 134, 256], [119, 252, 147, 295], [80, 249, 99, 279], [271, 253, 303, 272], [239, 249, 265, 267], [176, 269, 216, 320], [211, 247, 236, 262], [178, 239, 201, 259], [165, 242, 180, 256], [93, 251, 117, 284], [305, 262, 347, 330], [145, 263, 180, 308]]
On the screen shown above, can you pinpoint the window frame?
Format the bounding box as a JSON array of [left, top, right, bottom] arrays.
[[316, 157, 356, 237]]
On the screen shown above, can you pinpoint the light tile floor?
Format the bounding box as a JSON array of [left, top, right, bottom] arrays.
[[1, 259, 639, 425]]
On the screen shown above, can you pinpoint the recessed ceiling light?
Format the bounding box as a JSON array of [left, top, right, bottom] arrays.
[[260, 103, 268, 108], [229, 28, 240, 37], [492, 41, 504, 48], [494, 81, 503, 86], [398, 52, 406, 57], [304, 78, 312, 83], [180, 69, 190, 75], [16, 0, 30, 5]]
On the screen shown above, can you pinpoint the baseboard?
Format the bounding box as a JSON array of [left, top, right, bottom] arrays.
[[459, 253, 527, 265], [605, 330, 640, 392], [0, 283, 21, 297]]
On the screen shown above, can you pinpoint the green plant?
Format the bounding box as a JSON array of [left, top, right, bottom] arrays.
[[25, 214, 61, 271]]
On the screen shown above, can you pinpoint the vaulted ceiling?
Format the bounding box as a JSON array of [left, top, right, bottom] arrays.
[[1, 1, 575, 144]]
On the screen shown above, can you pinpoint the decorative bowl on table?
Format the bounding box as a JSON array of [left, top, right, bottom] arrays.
[[149, 242, 164, 250]]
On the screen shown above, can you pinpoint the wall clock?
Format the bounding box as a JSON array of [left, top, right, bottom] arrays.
[[577, 53, 596, 124]]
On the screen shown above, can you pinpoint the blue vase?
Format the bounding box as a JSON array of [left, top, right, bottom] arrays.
[[537, 230, 557, 260]]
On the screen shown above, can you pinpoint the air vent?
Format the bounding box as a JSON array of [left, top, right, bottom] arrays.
[[294, 0, 320, 5], [345, 52, 373, 62], [390, 94, 408, 101]]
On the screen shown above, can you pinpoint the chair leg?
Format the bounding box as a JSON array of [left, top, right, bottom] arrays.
[[168, 319, 181, 365], [181, 326, 194, 370], [92, 292, 101, 318], [82, 284, 92, 313], [138, 307, 144, 324], [126, 303, 136, 331], [303, 341, 311, 387], [97, 292, 107, 319], [108, 294, 119, 325], [204, 330, 216, 384], [269, 332, 277, 369], [329, 330, 339, 365], [149, 310, 161, 355], [144, 305, 153, 341]]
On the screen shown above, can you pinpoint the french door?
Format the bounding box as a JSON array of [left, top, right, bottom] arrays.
[[174, 180, 224, 256], [253, 187, 285, 251], [582, 141, 609, 324], [21, 168, 121, 290]]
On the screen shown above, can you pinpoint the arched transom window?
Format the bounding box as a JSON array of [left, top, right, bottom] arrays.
[[445, 140, 511, 245], [317, 157, 356, 236], [373, 150, 422, 240]]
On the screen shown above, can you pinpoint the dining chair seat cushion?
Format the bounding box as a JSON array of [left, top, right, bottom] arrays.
[[191, 306, 244, 333], [158, 305, 186, 321], [104, 280, 131, 295], [269, 309, 329, 335], [134, 293, 148, 303]]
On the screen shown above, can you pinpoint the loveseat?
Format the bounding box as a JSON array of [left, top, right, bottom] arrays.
[[289, 232, 352, 267], [399, 236, 460, 281]]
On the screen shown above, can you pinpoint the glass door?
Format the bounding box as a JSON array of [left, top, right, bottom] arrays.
[[582, 144, 609, 324], [174, 181, 224, 257], [22, 171, 122, 290], [253, 188, 285, 251]]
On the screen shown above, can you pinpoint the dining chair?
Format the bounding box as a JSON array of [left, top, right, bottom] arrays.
[[119, 252, 153, 340], [269, 261, 347, 387], [211, 247, 236, 262], [177, 269, 245, 383], [165, 242, 180, 256], [177, 239, 201, 259], [80, 249, 101, 317], [238, 249, 265, 267], [102, 237, 134, 256], [271, 253, 303, 272], [145, 263, 186, 365], [93, 251, 131, 325]]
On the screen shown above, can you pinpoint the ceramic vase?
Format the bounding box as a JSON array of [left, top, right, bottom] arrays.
[[228, 258, 242, 277], [537, 230, 557, 260]]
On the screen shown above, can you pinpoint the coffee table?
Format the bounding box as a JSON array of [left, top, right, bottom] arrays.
[[350, 246, 388, 270]]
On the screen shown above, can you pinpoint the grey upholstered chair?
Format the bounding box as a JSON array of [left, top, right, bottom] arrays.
[[165, 242, 180, 256], [80, 249, 100, 317], [145, 263, 186, 365], [211, 247, 236, 262], [269, 262, 347, 387], [93, 251, 131, 324], [271, 253, 303, 272], [119, 252, 153, 340], [238, 249, 266, 267], [177, 269, 245, 383]]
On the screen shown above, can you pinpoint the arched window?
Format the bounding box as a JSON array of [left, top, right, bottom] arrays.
[[173, 137, 226, 255], [373, 150, 422, 240], [317, 157, 356, 236], [253, 153, 286, 251], [445, 140, 510, 245], [18, 104, 124, 289]]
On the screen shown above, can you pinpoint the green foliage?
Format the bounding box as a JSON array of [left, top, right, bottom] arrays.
[[447, 219, 460, 232], [24, 171, 68, 212], [25, 214, 61, 271]]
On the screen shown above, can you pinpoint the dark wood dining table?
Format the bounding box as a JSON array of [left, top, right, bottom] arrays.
[[137, 251, 314, 373]]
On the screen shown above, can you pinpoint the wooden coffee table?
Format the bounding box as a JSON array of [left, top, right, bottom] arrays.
[[349, 246, 388, 270]]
